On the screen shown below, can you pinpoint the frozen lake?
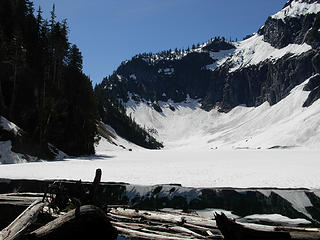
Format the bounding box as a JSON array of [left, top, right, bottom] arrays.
[[1, 148, 320, 189]]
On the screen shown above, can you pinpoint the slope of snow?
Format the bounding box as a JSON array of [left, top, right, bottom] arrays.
[[206, 48, 236, 71], [95, 124, 142, 153], [0, 141, 38, 164], [0, 116, 21, 135], [227, 34, 312, 72], [0, 141, 25, 164], [272, 0, 320, 20], [126, 77, 320, 150]]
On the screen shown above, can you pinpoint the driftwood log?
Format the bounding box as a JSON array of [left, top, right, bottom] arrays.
[[0, 200, 45, 240], [26, 205, 117, 240], [215, 213, 320, 240], [108, 207, 223, 239]]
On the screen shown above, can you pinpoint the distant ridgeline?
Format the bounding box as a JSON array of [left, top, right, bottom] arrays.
[[0, 0, 162, 160], [97, 0, 320, 113]]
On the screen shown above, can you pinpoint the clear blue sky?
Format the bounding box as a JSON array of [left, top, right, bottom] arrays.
[[31, 0, 287, 85]]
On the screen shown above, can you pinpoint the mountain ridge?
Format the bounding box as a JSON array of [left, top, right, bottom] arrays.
[[97, 0, 320, 113], [95, 0, 320, 149]]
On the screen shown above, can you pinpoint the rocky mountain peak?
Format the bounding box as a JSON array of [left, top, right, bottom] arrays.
[[98, 1, 320, 114], [258, 0, 320, 49]]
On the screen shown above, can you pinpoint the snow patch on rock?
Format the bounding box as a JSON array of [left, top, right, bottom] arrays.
[[227, 34, 312, 72], [0, 116, 21, 135], [272, 0, 320, 20], [129, 74, 137, 80], [206, 48, 235, 71]]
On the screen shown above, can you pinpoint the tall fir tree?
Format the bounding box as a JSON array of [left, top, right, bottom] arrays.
[[0, 0, 98, 157]]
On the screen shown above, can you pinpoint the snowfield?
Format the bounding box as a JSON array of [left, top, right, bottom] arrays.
[[0, 148, 320, 188], [126, 78, 320, 150], [1, 77, 320, 189], [272, 0, 320, 20], [226, 34, 312, 73]]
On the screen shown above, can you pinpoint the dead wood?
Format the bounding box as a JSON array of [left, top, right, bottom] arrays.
[[215, 213, 320, 240], [26, 205, 117, 240], [0, 200, 45, 240], [115, 225, 200, 240]]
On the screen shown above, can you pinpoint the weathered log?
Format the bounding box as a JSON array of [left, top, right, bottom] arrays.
[[108, 208, 223, 239], [0, 193, 43, 207], [111, 221, 212, 239], [183, 222, 218, 233], [115, 225, 200, 240], [169, 226, 208, 238], [26, 205, 117, 240], [0, 200, 45, 240], [109, 208, 218, 228], [215, 213, 320, 240]]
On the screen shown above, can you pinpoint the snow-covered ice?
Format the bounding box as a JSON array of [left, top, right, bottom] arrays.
[[0, 148, 320, 188]]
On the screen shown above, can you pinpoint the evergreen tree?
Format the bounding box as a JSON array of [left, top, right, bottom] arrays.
[[67, 44, 83, 71], [0, 0, 98, 157]]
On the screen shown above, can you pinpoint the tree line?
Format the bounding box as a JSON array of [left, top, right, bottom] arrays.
[[0, 0, 163, 157], [0, 0, 99, 156]]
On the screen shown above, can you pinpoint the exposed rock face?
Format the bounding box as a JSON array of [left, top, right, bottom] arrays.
[[207, 50, 316, 112], [101, 38, 235, 108], [100, 0, 320, 112], [303, 74, 320, 107], [103, 51, 216, 103], [259, 13, 320, 49]]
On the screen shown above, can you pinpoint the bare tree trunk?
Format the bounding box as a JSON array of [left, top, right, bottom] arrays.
[[0, 77, 8, 114], [9, 47, 18, 119]]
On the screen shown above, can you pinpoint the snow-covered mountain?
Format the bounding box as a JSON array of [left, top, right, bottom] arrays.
[[98, 0, 320, 149]]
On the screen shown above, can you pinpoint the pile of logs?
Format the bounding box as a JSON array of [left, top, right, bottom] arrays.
[[0, 169, 118, 240], [1, 169, 320, 240], [0, 198, 117, 240], [108, 207, 223, 239], [0, 192, 223, 240], [215, 212, 320, 240]]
